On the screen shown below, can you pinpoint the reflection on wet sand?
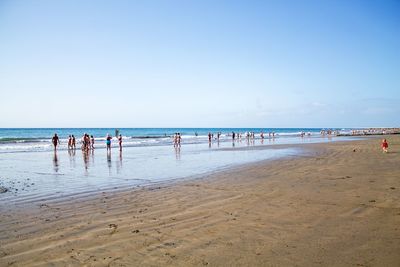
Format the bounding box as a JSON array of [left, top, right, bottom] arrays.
[[68, 148, 76, 168], [82, 150, 90, 174], [53, 151, 59, 172], [175, 146, 181, 160], [116, 150, 123, 173], [107, 151, 112, 174]]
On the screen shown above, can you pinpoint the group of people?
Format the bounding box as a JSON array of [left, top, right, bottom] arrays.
[[173, 133, 182, 147], [205, 131, 276, 143], [75, 134, 94, 151], [51, 133, 123, 152]]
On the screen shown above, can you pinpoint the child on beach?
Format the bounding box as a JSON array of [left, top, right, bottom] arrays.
[[381, 139, 388, 153]]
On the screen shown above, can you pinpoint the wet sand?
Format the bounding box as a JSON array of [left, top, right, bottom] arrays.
[[0, 136, 399, 266]]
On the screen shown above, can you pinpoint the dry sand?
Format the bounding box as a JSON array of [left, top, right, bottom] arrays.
[[1, 136, 399, 266]]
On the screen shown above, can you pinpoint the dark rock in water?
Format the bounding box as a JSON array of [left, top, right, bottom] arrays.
[[0, 186, 8, 193]]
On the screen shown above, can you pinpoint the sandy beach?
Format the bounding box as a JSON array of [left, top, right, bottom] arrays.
[[1, 136, 399, 266]]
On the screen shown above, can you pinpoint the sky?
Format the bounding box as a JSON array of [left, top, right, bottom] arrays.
[[0, 0, 399, 128]]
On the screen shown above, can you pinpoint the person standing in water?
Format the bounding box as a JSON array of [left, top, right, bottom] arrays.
[[72, 135, 76, 149], [90, 135, 95, 150], [177, 133, 182, 147], [67, 135, 72, 149], [118, 134, 123, 151], [52, 133, 60, 150], [173, 133, 177, 148], [106, 134, 112, 152]]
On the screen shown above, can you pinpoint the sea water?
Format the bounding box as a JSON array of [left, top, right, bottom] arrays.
[[0, 128, 355, 205], [0, 128, 349, 152]]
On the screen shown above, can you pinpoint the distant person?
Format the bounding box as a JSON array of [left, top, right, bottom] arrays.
[[173, 133, 178, 147], [85, 134, 92, 150], [208, 132, 212, 143], [381, 139, 388, 153], [72, 135, 76, 149], [81, 134, 86, 150], [118, 134, 123, 151], [232, 131, 235, 140], [106, 134, 112, 152], [68, 135, 72, 149], [90, 135, 95, 149], [177, 133, 182, 147], [52, 133, 60, 150], [260, 132, 264, 139]]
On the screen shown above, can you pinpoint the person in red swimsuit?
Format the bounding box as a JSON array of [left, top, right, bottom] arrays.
[[381, 139, 388, 153]]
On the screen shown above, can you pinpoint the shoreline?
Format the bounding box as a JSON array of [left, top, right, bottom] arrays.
[[1, 136, 399, 266], [0, 136, 362, 209]]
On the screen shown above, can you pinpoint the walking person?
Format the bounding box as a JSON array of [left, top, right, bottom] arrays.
[[381, 139, 389, 153], [52, 133, 60, 151]]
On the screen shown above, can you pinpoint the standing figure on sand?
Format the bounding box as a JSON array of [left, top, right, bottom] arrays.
[[381, 139, 388, 153]]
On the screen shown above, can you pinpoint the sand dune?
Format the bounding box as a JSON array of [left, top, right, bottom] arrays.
[[1, 136, 399, 266]]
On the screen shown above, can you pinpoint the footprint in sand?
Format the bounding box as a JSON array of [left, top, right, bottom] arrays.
[[109, 224, 118, 234]]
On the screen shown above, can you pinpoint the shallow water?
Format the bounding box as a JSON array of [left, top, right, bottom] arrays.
[[0, 136, 355, 205]]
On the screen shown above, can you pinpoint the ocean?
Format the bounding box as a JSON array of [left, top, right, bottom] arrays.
[[0, 128, 347, 153], [0, 127, 358, 204]]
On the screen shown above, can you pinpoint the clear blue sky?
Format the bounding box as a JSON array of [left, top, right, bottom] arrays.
[[0, 0, 399, 128]]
